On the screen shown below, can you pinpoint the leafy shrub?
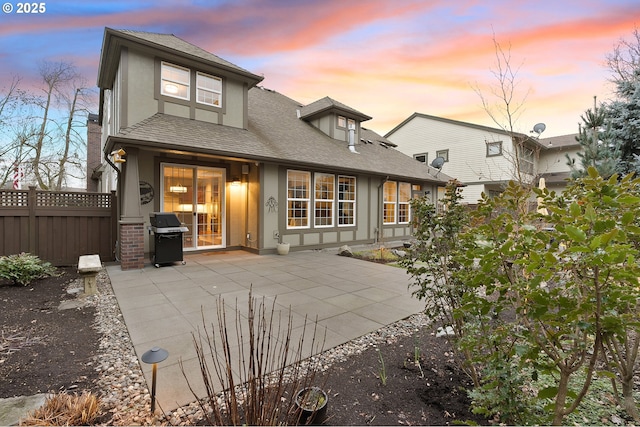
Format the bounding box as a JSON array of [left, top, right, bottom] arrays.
[[0, 252, 57, 286]]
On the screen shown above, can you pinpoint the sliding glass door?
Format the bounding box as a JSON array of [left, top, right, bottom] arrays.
[[162, 164, 225, 250]]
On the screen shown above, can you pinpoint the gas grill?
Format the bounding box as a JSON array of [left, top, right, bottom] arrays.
[[149, 212, 189, 267]]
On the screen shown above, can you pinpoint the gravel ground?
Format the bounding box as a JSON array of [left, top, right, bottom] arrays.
[[91, 267, 433, 426]]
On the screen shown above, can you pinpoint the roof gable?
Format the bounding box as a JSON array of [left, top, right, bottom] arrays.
[[299, 96, 372, 122], [97, 28, 263, 88]]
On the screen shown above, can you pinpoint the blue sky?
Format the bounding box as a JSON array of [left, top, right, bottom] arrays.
[[1, 0, 639, 137]]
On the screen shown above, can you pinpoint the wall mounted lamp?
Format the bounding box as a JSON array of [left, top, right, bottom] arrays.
[[110, 148, 126, 164]]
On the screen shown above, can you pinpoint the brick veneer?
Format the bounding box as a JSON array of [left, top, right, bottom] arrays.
[[120, 222, 145, 270]]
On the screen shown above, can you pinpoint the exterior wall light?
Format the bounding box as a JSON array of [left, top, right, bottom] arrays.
[[110, 148, 126, 163], [231, 176, 241, 186], [141, 346, 169, 413]]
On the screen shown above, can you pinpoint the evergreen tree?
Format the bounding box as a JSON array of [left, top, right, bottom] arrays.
[[566, 96, 619, 179], [606, 69, 640, 175]]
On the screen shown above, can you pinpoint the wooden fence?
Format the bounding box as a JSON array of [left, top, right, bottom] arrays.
[[0, 187, 117, 266]]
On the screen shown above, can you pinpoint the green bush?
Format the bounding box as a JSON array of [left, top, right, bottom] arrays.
[[0, 253, 57, 286]]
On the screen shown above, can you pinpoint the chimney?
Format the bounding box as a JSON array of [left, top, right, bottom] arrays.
[[86, 113, 101, 192]]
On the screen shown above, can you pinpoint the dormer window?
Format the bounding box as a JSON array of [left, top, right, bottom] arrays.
[[161, 62, 190, 100], [338, 115, 355, 129], [196, 72, 222, 107]]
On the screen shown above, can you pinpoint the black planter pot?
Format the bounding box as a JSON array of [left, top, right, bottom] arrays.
[[294, 386, 328, 425]]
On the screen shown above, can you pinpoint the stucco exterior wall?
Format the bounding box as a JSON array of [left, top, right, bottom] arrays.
[[262, 163, 280, 250], [125, 50, 157, 128]]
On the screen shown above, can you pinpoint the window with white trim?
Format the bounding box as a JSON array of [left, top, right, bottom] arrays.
[[383, 181, 397, 224], [398, 182, 411, 224], [196, 72, 222, 107], [161, 62, 190, 100], [287, 170, 310, 228], [518, 145, 535, 175], [314, 173, 334, 227], [338, 175, 356, 226], [436, 149, 449, 162]]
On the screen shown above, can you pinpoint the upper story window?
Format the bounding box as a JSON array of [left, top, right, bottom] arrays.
[[161, 62, 190, 100], [196, 72, 222, 107], [414, 153, 428, 164], [518, 145, 535, 175], [486, 141, 503, 157], [436, 149, 449, 162], [338, 115, 355, 129]]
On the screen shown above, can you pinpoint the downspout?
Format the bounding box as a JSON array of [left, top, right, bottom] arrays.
[[105, 151, 122, 260]]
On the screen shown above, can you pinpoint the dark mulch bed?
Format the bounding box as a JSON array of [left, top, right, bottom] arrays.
[[0, 268, 101, 398], [315, 328, 487, 426]]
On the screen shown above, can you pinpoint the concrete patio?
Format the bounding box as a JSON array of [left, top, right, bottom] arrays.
[[105, 247, 424, 413]]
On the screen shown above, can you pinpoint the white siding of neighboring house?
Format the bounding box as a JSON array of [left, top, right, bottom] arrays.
[[539, 147, 581, 175], [388, 116, 517, 204]]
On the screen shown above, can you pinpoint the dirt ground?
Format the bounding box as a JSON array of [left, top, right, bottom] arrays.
[[316, 328, 487, 426], [0, 265, 486, 426], [0, 268, 101, 398]]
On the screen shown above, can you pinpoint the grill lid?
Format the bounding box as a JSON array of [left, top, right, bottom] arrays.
[[150, 212, 182, 228]]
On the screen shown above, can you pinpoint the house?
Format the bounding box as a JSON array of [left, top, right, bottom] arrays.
[[93, 28, 449, 270], [536, 133, 582, 194], [385, 113, 580, 203]]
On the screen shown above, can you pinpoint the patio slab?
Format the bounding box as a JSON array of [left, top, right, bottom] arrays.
[[105, 247, 422, 413]]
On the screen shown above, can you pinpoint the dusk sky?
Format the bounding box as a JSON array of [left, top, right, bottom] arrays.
[[1, 0, 639, 138]]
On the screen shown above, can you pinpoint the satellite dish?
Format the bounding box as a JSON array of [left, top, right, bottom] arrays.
[[532, 123, 546, 136], [431, 157, 445, 170]]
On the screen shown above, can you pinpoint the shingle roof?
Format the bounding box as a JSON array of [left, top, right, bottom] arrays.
[[117, 29, 258, 76], [539, 133, 580, 150], [111, 87, 449, 183]]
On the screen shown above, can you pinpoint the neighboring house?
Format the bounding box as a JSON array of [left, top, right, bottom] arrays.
[[385, 113, 579, 203], [537, 133, 582, 194], [94, 28, 449, 270]]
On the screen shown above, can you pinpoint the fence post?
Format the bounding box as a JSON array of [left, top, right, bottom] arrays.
[[28, 186, 37, 253]]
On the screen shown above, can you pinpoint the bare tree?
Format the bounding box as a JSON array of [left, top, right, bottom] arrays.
[[23, 61, 91, 190], [473, 33, 535, 187], [606, 26, 640, 86], [0, 76, 28, 188]]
